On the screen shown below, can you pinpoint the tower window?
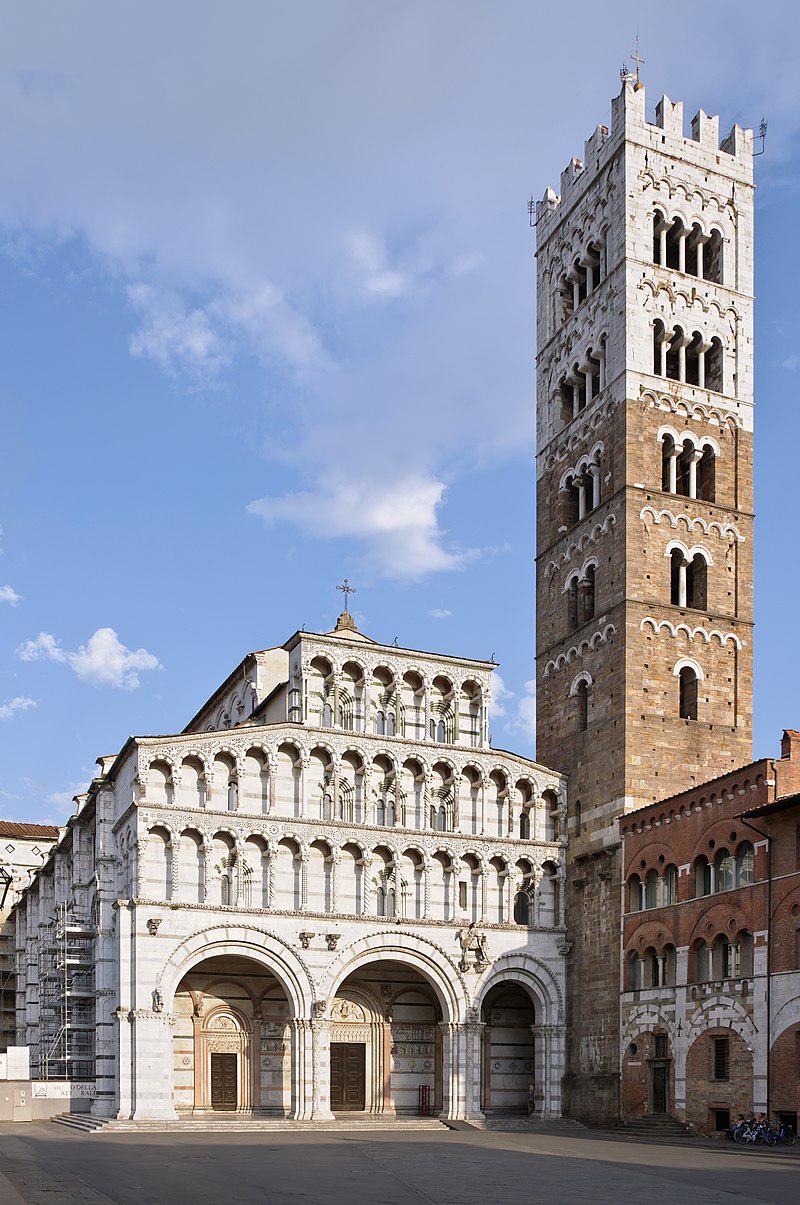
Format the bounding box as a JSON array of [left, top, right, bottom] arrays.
[[575, 681, 589, 732], [670, 550, 708, 610], [583, 564, 596, 622], [679, 666, 699, 721]]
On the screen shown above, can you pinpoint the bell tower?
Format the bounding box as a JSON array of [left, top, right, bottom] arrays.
[[534, 78, 755, 1122]]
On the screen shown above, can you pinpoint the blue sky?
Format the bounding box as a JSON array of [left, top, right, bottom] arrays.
[[0, 1, 797, 822]]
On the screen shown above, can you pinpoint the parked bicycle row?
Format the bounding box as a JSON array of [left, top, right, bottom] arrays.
[[729, 1115, 796, 1146]]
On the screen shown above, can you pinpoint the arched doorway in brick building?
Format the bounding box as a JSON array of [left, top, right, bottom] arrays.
[[621, 1030, 674, 1121], [685, 1027, 753, 1134]]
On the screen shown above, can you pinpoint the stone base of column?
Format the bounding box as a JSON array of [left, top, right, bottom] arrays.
[[131, 1103, 180, 1121]]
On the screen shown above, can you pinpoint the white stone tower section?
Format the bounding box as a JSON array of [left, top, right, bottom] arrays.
[[534, 78, 755, 1122]]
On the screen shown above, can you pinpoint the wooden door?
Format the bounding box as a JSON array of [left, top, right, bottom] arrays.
[[210, 1052, 238, 1110], [651, 1064, 667, 1113], [330, 1043, 366, 1112]]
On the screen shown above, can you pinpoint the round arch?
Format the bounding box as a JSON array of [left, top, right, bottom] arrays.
[[473, 954, 564, 1025], [319, 930, 466, 1023], [158, 924, 315, 1018]]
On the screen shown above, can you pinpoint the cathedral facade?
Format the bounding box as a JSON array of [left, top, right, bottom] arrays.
[[12, 612, 566, 1121]]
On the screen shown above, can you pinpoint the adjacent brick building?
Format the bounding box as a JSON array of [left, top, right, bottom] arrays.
[[535, 76, 754, 1122], [620, 730, 800, 1134]]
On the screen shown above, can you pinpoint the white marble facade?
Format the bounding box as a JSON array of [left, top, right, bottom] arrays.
[[13, 612, 567, 1121]]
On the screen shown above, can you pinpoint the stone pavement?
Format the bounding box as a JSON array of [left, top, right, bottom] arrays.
[[0, 1121, 798, 1204]]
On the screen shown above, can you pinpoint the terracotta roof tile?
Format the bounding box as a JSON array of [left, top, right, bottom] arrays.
[[0, 821, 60, 839]]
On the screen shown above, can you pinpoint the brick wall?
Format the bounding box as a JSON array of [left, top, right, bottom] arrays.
[[685, 1029, 753, 1131]]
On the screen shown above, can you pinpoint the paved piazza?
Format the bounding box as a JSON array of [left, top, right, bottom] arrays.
[[0, 1124, 798, 1204]]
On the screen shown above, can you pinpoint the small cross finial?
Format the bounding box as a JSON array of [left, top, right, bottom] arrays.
[[336, 578, 356, 610], [620, 34, 644, 85]]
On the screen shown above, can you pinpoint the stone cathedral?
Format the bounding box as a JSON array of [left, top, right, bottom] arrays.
[[11, 612, 567, 1122], [8, 76, 762, 1131], [535, 79, 754, 1122]]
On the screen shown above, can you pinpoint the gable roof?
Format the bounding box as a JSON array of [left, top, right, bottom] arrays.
[[0, 821, 60, 840]]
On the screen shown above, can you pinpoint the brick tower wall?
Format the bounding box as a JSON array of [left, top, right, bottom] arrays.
[[534, 80, 755, 1123]]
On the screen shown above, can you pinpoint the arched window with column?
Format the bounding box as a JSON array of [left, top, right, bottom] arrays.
[[658, 428, 722, 502], [567, 574, 580, 630], [663, 944, 677, 987], [662, 863, 678, 905], [712, 933, 732, 979], [669, 546, 710, 610], [693, 854, 712, 897], [706, 336, 724, 392], [582, 563, 596, 623], [652, 211, 724, 284], [627, 874, 643, 912], [735, 841, 755, 887], [735, 930, 754, 977], [693, 938, 711, 982], [627, 951, 643, 990], [714, 847, 735, 892]]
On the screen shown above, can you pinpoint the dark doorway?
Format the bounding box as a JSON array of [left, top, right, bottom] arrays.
[[651, 1063, 668, 1113], [210, 1052, 237, 1111], [330, 1042, 366, 1112]]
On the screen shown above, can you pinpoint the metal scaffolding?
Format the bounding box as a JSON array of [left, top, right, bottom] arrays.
[[0, 865, 15, 1051], [35, 903, 95, 1081]]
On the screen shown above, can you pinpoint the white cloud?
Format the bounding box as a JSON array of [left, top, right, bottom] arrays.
[[346, 230, 480, 302], [507, 679, 536, 740], [46, 790, 74, 806], [128, 281, 322, 379], [249, 473, 470, 578], [347, 230, 413, 299], [488, 672, 514, 718], [17, 632, 66, 663], [17, 627, 161, 691], [0, 696, 37, 721], [429, 607, 452, 619], [780, 355, 800, 371], [0, 584, 21, 605], [128, 284, 229, 378]]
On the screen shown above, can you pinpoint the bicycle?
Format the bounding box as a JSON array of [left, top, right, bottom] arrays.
[[765, 1123, 796, 1146]]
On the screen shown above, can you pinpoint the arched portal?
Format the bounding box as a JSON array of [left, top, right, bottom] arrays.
[[480, 982, 536, 1115], [172, 954, 291, 1115], [328, 960, 443, 1116]]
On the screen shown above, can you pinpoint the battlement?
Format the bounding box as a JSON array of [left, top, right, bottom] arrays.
[[537, 81, 754, 230]]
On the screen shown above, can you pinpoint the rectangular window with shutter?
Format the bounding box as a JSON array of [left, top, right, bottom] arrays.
[[458, 881, 467, 910], [713, 1037, 729, 1081]]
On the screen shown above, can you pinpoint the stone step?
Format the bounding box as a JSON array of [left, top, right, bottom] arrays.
[[51, 1114, 112, 1133], [610, 1115, 692, 1139], [51, 1113, 448, 1135]]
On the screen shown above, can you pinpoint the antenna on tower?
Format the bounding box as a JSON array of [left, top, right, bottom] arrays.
[[528, 196, 537, 228], [754, 118, 768, 157]]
